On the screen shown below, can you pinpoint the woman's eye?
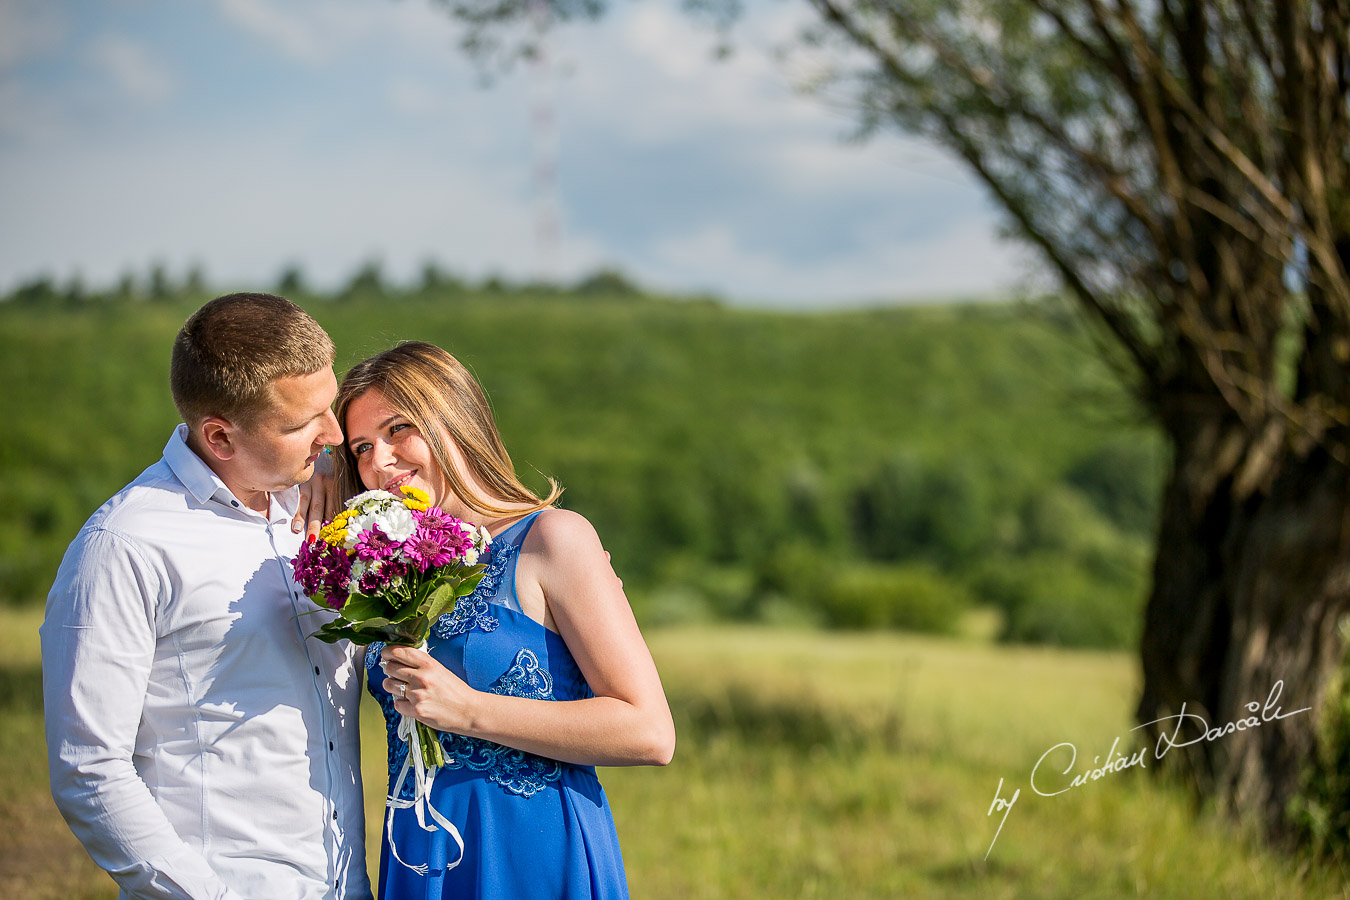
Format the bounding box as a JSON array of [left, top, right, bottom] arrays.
[[390, 423, 410, 436], [352, 442, 372, 456]]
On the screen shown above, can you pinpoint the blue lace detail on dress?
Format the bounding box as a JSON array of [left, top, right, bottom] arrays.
[[374, 647, 564, 801], [470, 532, 514, 601], [364, 640, 386, 672], [433, 595, 500, 638], [491, 648, 554, 699], [438, 732, 564, 798], [431, 537, 514, 639]]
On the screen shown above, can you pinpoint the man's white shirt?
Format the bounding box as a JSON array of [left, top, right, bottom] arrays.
[[41, 426, 372, 900]]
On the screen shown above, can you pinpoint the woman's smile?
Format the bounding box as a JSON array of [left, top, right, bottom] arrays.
[[382, 469, 417, 493]]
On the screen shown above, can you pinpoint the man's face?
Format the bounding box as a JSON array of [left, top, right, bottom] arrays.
[[230, 368, 343, 495]]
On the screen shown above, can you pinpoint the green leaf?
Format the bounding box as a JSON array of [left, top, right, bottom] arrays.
[[458, 567, 486, 595], [310, 622, 376, 644], [383, 615, 431, 646], [355, 616, 393, 630], [386, 595, 426, 624], [423, 580, 464, 622], [338, 593, 389, 621]]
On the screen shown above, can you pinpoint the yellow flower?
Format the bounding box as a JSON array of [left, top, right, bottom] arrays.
[[318, 527, 347, 548], [318, 511, 353, 548], [400, 485, 431, 510], [396, 485, 429, 507]]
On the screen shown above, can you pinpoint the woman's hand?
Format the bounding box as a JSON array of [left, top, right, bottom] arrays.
[[381, 645, 481, 734], [293, 449, 342, 537]]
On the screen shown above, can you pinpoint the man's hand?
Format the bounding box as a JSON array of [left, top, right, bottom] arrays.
[[293, 450, 342, 538]]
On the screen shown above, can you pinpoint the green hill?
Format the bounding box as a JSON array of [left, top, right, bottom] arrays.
[[0, 286, 1163, 647]]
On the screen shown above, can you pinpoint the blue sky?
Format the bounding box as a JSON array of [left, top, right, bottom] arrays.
[[0, 0, 1035, 307]]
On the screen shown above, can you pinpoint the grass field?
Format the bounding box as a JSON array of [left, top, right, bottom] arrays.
[[7, 608, 1348, 898]]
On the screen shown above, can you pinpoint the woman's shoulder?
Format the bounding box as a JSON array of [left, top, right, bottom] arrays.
[[521, 508, 622, 613], [517, 509, 610, 578], [524, 506, 601, 551]]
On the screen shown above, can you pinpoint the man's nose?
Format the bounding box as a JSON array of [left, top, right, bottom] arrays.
[[317, 409, 343, 448]]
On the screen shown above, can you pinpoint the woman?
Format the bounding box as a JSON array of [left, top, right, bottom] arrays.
[[333, 341, 674, 900]]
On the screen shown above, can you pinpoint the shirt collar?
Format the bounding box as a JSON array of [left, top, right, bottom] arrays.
[[162, 425, 300, 522]]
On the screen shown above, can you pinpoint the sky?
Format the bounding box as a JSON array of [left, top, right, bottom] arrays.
[[0, 0, 1036, 308]]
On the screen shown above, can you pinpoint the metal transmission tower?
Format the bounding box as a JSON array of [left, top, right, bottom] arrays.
[[529, 0, 559, 284]]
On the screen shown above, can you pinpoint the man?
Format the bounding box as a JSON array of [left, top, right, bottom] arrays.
[[41, 293, 371, 900]]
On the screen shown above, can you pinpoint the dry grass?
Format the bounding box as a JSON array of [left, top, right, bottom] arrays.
[[6, 611, 1347, 898]]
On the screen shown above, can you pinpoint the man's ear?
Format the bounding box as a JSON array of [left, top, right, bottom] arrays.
[[198, 417, 238, 461]]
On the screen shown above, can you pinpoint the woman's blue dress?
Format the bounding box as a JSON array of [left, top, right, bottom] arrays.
[[366, 511, 630, 899]]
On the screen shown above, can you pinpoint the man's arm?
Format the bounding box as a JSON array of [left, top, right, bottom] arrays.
[[41, 527, 245, 900]]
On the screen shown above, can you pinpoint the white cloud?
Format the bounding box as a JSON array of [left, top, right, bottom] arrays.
[[758, 134, 970, 199], [563, 4, 817, 144], [647, 217, 1030, 305], [0, 129, 615, 293], [88, 35, 175, 103], [0, 0, 1031, 306], [214, 0, 463, 68], [557, 0, 966, 198], [214, 0, 330, 65]]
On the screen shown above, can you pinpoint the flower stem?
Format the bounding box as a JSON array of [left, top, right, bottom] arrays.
[[418, 721, 446, 769]]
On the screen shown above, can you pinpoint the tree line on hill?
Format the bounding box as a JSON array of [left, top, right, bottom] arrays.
[[1, 277, 1160, 655]]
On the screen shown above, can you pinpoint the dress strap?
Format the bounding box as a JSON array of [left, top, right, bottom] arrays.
[[500, 509, 546, 612], [493, 508, 545, 543]]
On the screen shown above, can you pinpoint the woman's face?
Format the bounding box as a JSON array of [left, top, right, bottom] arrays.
[[344, 389, 454, 511]]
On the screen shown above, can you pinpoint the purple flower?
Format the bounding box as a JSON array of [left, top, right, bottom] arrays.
[[402, 525, 472, 572], [358, 565, 389, 594], [293, 537, 352, 610], [412, 507, 456, 533], [354, 525, 398, 561]]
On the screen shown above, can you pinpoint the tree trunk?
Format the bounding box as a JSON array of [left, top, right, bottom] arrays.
[[1138, 408, 1350, 838]]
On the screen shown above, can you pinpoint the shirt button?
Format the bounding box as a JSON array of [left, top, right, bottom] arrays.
[[329, 741, 335, 751], [230, 500, 239, 507], [314, 666, 320, 675], [332, 810, 338, 821]]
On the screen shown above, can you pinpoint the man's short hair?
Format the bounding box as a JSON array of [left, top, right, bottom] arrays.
[[171, 293, 335, 430]]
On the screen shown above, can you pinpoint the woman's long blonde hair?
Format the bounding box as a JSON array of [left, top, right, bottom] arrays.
[[334, 341, 562, 517]]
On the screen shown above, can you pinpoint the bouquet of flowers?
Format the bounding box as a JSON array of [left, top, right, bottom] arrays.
[[293, 485, 491, 769]]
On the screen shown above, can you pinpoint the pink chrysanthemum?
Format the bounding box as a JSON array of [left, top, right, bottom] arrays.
[[412, 506, 456, 533], [354, 525, 398, 561], [402, 525, 472, 572]]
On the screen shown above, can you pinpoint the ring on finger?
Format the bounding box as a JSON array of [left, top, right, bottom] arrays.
[[398, 681, 407, 699]]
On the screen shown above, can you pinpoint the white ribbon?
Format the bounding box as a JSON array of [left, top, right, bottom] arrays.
[[383, 646, 465, 877]]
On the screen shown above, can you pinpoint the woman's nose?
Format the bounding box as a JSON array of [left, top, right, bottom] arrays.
[[369, 438, 397, 473]]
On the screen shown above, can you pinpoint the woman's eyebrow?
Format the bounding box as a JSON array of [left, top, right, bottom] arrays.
[[347, 415, 402, 446]]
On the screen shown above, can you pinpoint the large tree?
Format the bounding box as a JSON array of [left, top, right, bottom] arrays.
[[438, 0, 1350, 839]]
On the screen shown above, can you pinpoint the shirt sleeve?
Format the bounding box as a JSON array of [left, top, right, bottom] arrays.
[[41, 527, 247, 900]]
